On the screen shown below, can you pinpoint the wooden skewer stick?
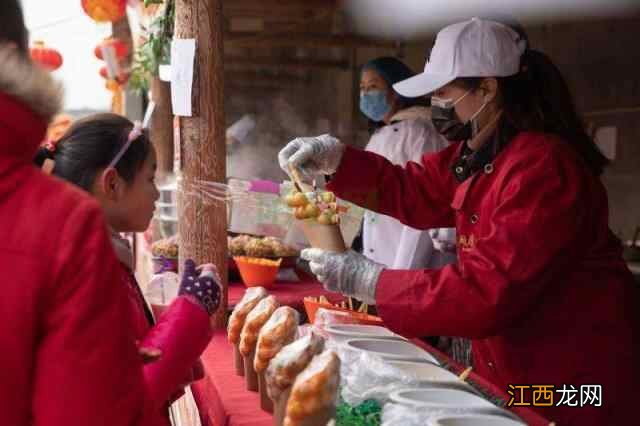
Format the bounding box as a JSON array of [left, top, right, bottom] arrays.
[[288, 164, 312, 193], [347, 297, 354, 311], [458, 366, 473, 382]]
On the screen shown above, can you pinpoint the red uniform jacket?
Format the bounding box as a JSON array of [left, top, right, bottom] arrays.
[[328, 131, 638, 425], [0, 47, 146, 425]]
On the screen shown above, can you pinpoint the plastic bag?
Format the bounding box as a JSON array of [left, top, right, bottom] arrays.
[[254, 306, 300, 373], [381, 403, 447, 426], [280, 180, 365, 250], [239, 295, 279, 356], [313, 308, 368, 335], [333, 344, 421, 407], [144, 271, 180, 306], [227, 286, 268, 344], [265, 331, 325, 401], [285, 350, 341, 426]]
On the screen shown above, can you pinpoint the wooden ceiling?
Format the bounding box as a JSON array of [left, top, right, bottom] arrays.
[[221, 0, 398, 87]]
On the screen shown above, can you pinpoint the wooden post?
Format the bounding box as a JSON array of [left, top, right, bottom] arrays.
[[174, 0, 227, 327], [150, 77, 174, 178]]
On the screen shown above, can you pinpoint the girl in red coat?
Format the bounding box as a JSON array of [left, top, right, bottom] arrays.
[[279, 18, 638, 426], [35, 113, 221, 426]]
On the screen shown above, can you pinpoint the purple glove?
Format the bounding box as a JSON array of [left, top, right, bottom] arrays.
[[179, 259, 221, 316]]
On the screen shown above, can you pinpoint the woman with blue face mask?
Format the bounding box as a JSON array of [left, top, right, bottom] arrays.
[[358, 57, 457, 273]]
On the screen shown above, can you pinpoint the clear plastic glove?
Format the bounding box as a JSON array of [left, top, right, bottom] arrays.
[[278, 134, 345, 178], [178, 259, 222, 316], [300, 249, 384, 305]]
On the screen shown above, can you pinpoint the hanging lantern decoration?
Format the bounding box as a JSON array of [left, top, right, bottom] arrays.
[[94, 37, 129, 61], [95, 33, 130, 116], [81, 0, 127, 23], [99, 66, 109, 80], [99, 66, 129, 115], [30, 41, 63, 71]]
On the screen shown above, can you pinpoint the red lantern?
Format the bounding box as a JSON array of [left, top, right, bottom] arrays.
[[99, 66, 129, 85], [94, 37, 129, 61], [81, 0, 126, 23], [99, 66, 109, 80], [30, 41, 63, 71]]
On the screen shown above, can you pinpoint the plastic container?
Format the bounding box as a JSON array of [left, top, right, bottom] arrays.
[[151, 256, 178, 274], [234, 256, 281, 288]]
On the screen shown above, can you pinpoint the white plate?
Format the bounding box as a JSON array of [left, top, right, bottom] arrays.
[[325, 324, 404, 343], [345, 338, 440, 364], [391, 387, 494, 409], [386, 360, 476, 392], [429, 414, 526, 426]]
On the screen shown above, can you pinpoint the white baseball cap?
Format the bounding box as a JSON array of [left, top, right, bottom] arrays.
[[393, 18, 527, 97]]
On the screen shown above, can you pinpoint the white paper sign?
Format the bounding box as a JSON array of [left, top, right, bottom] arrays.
[[142, 101, 156, 129], [594, 126, 617, 160], [170, 39, 196, 117], [159, 64, 172, 82]]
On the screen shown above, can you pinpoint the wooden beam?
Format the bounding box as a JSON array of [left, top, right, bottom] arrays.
[[225, 34, 397, 49], [223, 0, 336, 17], [225, 56, 349, 70], [175, 0, 227, 328]]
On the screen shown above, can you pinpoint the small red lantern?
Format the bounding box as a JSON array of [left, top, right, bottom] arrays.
[[99, 66, 129, 85], [94, 37, 129, 60], [30, 41, 63, 71], [81, 0, 127, 23], [99, 66, 109, 80]]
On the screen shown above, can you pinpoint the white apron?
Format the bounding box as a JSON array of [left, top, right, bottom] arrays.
[[363, 107, 457, 269]]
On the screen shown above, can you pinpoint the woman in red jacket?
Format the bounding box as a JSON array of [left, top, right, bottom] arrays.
[[279, 18, 637, 425], [0, 2, 151, 425], [35, 113, 221, 426]]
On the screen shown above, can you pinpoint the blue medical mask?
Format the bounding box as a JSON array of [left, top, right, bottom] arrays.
[[359, 90, 391, 122]]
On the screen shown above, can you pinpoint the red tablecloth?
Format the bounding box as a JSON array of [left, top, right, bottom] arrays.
[[227, 279, 343, 311], [191, 330, 550, 426], [192, 330, 272, 426]]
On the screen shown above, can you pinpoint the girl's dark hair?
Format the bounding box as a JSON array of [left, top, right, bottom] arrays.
[[0, 0, 28, 53], [34, 113, 152, 192], [454, 49, 608, 176]]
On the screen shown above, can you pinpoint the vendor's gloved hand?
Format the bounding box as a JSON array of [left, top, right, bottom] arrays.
[[301, 249, 384, 305], [179, 260, 222, 316], [278, 134, 345, 179]]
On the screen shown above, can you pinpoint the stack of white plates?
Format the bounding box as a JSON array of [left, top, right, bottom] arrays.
[[325, 324, 405, 343], [385, 360, 475, 392], [345, 338, 440, 365], [390, 388, 520, 420], [429, 414, 526, 426]]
